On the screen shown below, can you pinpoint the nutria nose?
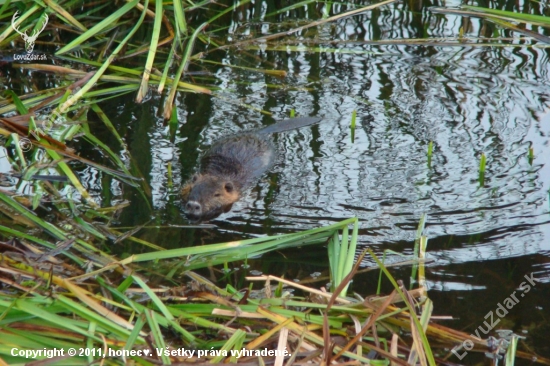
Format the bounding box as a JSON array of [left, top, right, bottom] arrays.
[[186, 201, 202, 215]]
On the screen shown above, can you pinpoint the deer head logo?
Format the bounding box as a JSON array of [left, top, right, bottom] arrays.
[[11, 11, 49, 53]]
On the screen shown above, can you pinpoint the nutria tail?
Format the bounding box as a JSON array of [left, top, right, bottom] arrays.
[[256, 117, 322, 134]]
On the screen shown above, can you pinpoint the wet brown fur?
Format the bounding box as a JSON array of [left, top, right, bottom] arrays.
[[182, 133, 274, 222], [181, 174, 240, 221], [182, 117, 321, 222]]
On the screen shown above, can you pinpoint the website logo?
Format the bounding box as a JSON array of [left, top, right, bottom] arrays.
[[11, 11, 49, 54]]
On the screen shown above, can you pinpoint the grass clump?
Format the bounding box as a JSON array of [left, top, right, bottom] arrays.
[[0, 206, 543, 364], [0, 0, 548, 364]]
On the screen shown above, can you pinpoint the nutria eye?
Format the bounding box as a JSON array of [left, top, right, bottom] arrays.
[[214, 193, 221, 197]]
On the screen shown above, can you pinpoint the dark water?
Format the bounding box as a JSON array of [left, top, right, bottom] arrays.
[[2, 0, 550, 361]]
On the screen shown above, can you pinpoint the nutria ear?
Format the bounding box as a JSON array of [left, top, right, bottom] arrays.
[[181, 184, 191, 200], [191, 174, 199, 183], [224, 182, 234, 193]]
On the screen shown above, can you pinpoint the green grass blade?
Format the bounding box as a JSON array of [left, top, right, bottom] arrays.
[[368, 249, 436, 366], [341, 219, 359, 296], [56, 0, 140, 55], [212, 329, 247, 363], [14, 299, 101, 342], [328, 230, 340, 291], [0, 4, 41, 45], [173, 0, 187, 35], [137, 0, 163, 102], [45, 149, 98, 207], [145, 309, 171, 364], [163, 21, 209, 119], [410, 213, 427, 287], [43, 0, 87, 32], [505, 335, 519, 365], [462, 5, 550, 26], [59, 0, 146, 112], [130, 275, 196, 344]]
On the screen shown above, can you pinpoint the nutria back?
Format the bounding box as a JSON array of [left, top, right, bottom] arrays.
[[203, 134, 275, 182], [182, 117, 321, 222]]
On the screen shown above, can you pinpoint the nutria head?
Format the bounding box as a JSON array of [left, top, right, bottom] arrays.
[[181, 174, 240, 222]]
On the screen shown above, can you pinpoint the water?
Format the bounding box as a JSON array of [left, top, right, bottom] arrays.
[[143, 2, 550, 359], [2, 0, 550, 360]]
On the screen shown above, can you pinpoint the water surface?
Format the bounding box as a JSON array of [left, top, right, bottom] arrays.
[[2, 0, 550, 360]]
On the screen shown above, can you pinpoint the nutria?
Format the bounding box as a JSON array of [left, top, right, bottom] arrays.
[[181, 116, 322, 222]]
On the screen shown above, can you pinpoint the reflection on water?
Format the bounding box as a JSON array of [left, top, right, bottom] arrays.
[[143, 1, 550, 358], [2, 0, 550, 360], [178, 5, 550, 263]]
